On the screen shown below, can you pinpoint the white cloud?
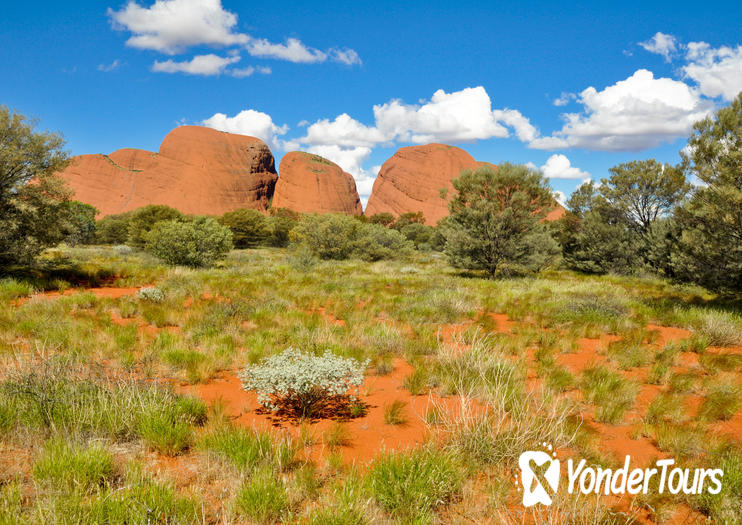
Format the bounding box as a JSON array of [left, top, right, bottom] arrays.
[[553, 92, 576, 106], [373, 87, 509, 144], [492, 108, 538, 142], [151, 53, 240, 75], [539, 154, 590, 181], [245, 37, 327, 63], [97, 59, 121, 72], [108, 0, 248, 54], [329, 48, 362, 65], [535, 69, 713, 151], [682, 42, 742, 101], [202, 109, 289, 150], [230, 65, 271, 78], [301, 114, 388, 148], [639, 32, 678, 62]]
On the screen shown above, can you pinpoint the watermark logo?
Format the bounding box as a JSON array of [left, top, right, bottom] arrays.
[[516, 445, 724, 507], [517, 443, 560, 507]]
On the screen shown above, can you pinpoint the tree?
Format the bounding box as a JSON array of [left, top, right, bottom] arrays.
[[443, 163, 559, 277], [392, 211, 426, 230], [144, 217, 233, 267], [556, 181, 642, 274], [600, 159, 688, 238], [126, 204, 183, 248], [0, 106, 71, 267], [673, 92, 742, 292], [61, 201, 98, 245], [218, 208, 269, 248]]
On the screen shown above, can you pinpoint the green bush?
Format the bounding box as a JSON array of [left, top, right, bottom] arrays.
[[127, 204, 183, 248], [266, 207, 299, 247], [144, 216, 233, 267], [291, 213, 412, 261], [96, 212, 132, 244], [354, 223, 412, 261], [291, 213, 359, 260], [61, 201, 98, 245], [219, 208, 269, 248]]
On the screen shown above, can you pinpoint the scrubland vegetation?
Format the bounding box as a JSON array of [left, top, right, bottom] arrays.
[[1, 97, 741, 523]]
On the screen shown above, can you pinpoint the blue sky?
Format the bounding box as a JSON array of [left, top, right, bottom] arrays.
[[3, 0, 742, 207]]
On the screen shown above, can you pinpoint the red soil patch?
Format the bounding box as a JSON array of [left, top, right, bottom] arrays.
[[557, 335, 619, 375], [14, 286, 144, 306], [181, 359, 474, 466], [646, 324, 691, 346]]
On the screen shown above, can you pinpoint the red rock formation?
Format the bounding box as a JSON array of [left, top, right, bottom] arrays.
[[365, 144, 479, 224], [58, 126, 277, 217], [273, 152, 362, 215]]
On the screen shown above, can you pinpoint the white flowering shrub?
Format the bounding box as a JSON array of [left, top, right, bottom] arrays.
[[137, 286, 165, 303], [239, 348, 368, 418]]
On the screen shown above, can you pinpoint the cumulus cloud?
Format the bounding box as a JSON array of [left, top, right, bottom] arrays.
[[151, 53, 240, 75], [108, 0, 248, 54], [301, 114, 388, 148], [202, 109, 289, 150], [98, 59, 121, 72], [539, 154, 590, 182], [108, 0, 361, 67], [534, 69, 713, 151], [373, 87, 509, 143], [683, 42, 742, 101], [639, 32, 678, 62]]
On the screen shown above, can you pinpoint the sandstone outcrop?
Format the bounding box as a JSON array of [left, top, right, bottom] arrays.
[[273, 152, 362, 215], [365, 144, 479, 224], [58, 126, 277, 216]]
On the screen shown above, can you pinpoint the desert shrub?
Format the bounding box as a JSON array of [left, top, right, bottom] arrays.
[[136, 286, 164, 303], [290, 213, 359, 260], [144, 216, 232, 267], [354, 223, 412, 261], [399, 222, 435, 249], [33, 439, 115, 493], [367, 447, 462, 521], [290, 213, 412, 261], [96, 212, 132, 244], [218, 208, 269, 248], [239, 348, 368, 418], [266, 207, 299, 247], [126, 204, 183, 248], [368, 212, 395, 226]]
